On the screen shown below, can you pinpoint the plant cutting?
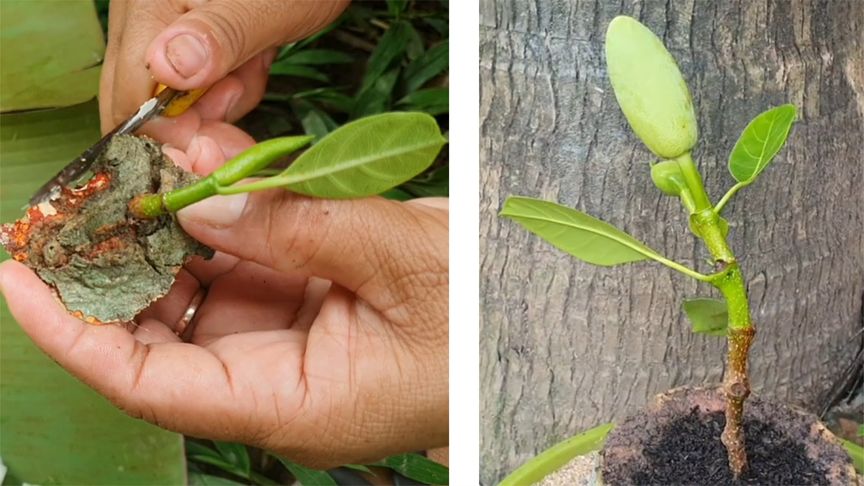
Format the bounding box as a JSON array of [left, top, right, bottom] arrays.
[[500, 15, 857, 484], [1, 111, 446, 323]]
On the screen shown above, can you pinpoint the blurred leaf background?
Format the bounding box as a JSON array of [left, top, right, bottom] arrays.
[[1, 0, 448, 484]]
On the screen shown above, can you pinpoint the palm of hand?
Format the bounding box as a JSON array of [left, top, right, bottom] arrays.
[[133, 254, 407, 466]]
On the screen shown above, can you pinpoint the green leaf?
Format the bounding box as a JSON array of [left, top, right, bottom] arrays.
[[858, 424, 864, 437], [728, 104, 797, 184], [386, 0, 408, 17], [353, 68, 400, 118], [397, 88, 449, 116], [1, 100, 187, 485], [361, 20, 412, 92], [423, 17, 449, 36], [292, 100, 339, 140], [280, 49, 353, 65], [212, 441, 251, 477], [404, 22, 425, 61], [403, 41, 449, 93], [0, 1, 104, 111], [682, 298, 728, 336], [343, 464, 373, 474], [189, 472, 248, 485], [500, 197, 667, 267], [276, 112, 446, 198], [374, 453, 449, 485], [274, 456, 337, 486], [499, 423, 614, 486], [380, 187, 415, 201], [269, 63, 329, 82], [292, 88, 354, 113], [402, 165, 449, 197], [841, 439, 864, 474], [189, 455, 248, 479]]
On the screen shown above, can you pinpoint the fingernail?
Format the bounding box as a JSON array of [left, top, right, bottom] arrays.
[[178, 193, 248, 228], [165, 34, 208, 78]]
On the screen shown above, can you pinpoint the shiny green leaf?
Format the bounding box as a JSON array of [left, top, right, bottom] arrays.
[[274, 456, 337, 486], [279, 49, 353, 65], [397, 88, 449, 116], [361, 20, 412, 92], [403, 41, 449, 93], [0, 1, 103, 111], [500, 197, 663, 266], [269, 63, 329, 82], [189, 472, 247, 486], [373, 453, 449, 485], [682, 298, 728, 336], [213, 442, 251, 477], [728, 104, 797, 184], [352, 68, 400, 118], [276, 112, 446, 198], [1, 100, 186, 485], [841, 439, 864, 474], [499, 423, 613, 486]]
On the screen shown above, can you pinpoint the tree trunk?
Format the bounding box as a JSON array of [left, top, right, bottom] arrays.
[[479, 0, 864, 484]]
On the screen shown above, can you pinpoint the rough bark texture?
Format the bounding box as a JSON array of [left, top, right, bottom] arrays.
[[479, 1, 864, 484]]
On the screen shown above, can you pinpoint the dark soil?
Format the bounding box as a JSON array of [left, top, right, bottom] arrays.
[[601, 387, 856, 486], [630, 407, 827, 485]]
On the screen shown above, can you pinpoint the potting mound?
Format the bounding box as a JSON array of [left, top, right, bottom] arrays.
[[602, 387, 855, 486], [0, 135, 212, 322], [630, 409, 826, 485]]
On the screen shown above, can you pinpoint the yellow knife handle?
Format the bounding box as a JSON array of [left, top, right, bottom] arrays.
[[155, 84, 208, 117]]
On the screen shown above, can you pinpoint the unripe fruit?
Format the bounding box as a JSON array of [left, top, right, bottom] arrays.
[[605, 16, 698, 159]]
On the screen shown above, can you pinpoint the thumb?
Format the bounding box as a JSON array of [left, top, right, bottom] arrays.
[[177, 190, 448, 313], [145, 0, 348, 89]]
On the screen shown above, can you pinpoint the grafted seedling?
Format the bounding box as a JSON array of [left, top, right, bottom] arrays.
[[500, 15, 796, 479], [130, 112, 448, 218]]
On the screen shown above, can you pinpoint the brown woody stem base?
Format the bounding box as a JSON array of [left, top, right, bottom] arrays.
[[721, 326, 756, 478]]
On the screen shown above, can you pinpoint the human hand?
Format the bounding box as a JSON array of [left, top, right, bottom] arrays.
[[0, 191, 448, 467], [99, 0, 348, 170]]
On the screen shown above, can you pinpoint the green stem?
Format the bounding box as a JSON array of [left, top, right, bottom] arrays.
[[675, 153, 712, 211], [714, 181, 747, 215], [128, 135, 313, 218], [692, 209, 755, 479]]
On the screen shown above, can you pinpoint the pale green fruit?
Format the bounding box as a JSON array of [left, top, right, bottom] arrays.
[[605, 16, 698, 159]]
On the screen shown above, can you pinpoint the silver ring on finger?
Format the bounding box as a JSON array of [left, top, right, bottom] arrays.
[[176, 287, 206, 342]]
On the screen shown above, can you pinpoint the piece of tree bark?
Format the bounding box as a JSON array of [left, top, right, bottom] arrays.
[[479, 0, 864, 484]]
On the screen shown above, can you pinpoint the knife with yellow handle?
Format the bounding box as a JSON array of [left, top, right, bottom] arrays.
[[28, 85, 207, 206]]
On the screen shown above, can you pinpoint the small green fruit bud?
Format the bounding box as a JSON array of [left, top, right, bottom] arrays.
[[650, 160, 687, 196], [605, 16, 698, 159]]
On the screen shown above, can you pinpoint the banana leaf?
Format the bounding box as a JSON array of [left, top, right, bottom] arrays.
[[0, 1, 186, 484]]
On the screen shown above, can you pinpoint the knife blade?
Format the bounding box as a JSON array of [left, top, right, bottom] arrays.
[[28, 87, 182, 206]]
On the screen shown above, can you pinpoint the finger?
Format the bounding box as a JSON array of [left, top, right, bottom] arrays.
[[192, 49, 274, 123], [109, 6, 176, 129], [177, 192, 449, 313], [187, 261, 309, 344], [135, 269, 201, 332], [98, 0, 128, 133], [0, 260, 277, 442], [144, 119, 256, 174], [133, 318, 183, 345], [184, 252, 241, 286], [144, 0, 348, 89]]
